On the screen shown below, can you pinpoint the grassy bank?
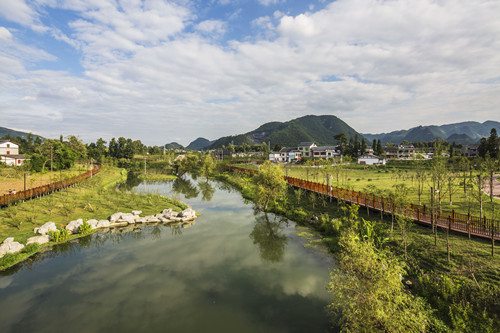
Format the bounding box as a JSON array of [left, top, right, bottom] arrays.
[[0, 165, 188, 270], [237, 163, 499, 218], [216, 169, 499, 332]]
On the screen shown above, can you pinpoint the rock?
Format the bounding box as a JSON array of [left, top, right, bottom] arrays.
[[26, 235, 50, 245], [177, 208, 196, 219], [109, 212, 123, 222], [3, 237, 14, 244], [132, 210, 142, 216], [87, 219, 99, 229], [96, 220, 110, 228], [34, 222, 57, 235], [66, 219, 83, 234], [158, 217, 171, 223], [162, 208, 172, 215], [145, 217, 160, 223], [0, 238, 25, 258]]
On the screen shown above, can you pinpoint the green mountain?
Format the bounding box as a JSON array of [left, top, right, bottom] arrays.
[[164, 142, 184, 149], [362, 121, 500, 145], [186, 137, 213, 151], [0, 126, 43, 140], [208, 115, 360, 149]]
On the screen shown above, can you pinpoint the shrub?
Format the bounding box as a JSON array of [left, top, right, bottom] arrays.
[[49, 229, 70, 243], [78, 221, 93, 235]]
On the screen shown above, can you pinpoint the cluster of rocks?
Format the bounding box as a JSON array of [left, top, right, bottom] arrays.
[[0, 207, 197, 259]]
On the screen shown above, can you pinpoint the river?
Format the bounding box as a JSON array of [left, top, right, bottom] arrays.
[[0, 176, 336, 332]]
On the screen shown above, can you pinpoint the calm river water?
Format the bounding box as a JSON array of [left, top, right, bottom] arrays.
[[0, 176, 335, 332]]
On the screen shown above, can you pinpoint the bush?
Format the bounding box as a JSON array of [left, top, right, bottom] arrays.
[[48, 229, 69, 243], [78, 221, 93, 235]]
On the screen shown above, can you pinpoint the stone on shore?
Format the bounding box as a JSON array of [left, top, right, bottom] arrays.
[[26, 235, 50, 245], [34, 222, 57, 236], [177, 208, 196, 219], [66, 219, 83, 234], [96, 220, 110, 228], [87, 219, 99, 229], [132, 210, 142, 216], [0, 238, 25, 258]]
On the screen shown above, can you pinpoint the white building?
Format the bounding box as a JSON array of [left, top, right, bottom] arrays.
[[311, 146, 339, 160], [0, 140, 26, 166], [297, 142, 317, 158], [358, 155, 386, 165], [268, 152, 281, 162], [279, 147, 302, 163]]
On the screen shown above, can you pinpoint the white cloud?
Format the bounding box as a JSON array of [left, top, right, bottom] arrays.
[[258, 0, 284, 6], [0, 0, 499, 144], [195, 20, 227, 36]]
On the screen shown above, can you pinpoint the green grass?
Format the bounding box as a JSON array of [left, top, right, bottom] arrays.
[[237, 163, 500, 219], [0, 165, 187, 245]]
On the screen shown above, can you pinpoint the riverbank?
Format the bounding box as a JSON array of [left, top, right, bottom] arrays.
[[216, 169, 499, 332], [0, 165, 190, 271]]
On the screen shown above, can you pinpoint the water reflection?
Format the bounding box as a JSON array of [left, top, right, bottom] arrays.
[[198, 181, 215, 202], [120, 171, 142, 190], [250, 212, 288, 264], [172, 178, 199, 199]]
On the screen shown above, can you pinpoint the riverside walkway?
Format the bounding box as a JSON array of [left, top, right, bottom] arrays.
[[225, 164, 499, 242]]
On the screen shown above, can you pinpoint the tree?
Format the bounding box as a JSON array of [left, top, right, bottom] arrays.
[[254, 161, 287, 211], [328, 228, 429, 332], [478, 128, 499, 158], [200, 154, 215, 180], [376, 139, 383, 156], [334, 133, 348, 155]]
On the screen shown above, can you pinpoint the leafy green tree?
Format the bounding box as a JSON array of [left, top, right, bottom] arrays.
[[200, 154, 215, 180], [334, 133, 348, 155], [254, 161, 287, 211], [328, 228, 430, 332]]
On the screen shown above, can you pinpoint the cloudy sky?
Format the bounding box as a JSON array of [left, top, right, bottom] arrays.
[[1, 0, 499, 146]]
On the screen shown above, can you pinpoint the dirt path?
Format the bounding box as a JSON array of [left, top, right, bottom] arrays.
[[483, 174, 500, 199]]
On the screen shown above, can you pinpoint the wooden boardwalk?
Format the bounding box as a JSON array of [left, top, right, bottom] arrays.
[[0, 165, 101, 208], [225, 165, 499, 241]]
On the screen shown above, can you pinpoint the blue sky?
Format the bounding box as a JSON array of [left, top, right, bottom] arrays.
[[1, 0, 499, 145]]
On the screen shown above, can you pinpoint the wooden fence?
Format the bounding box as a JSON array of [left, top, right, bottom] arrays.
[[224, 165, 500, 241], [0, 165, 101, 208]]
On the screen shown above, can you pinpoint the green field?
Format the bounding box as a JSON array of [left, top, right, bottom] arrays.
[[0, 165, 187, 244], [238, 163, 500, 219]]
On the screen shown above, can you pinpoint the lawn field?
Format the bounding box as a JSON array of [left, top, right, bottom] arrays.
[[0, 164, 90, 196], [238, 163, 500, 219]]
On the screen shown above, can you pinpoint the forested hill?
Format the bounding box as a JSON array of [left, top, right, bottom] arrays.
[[208, 115, 360, 149], [363, 121, 500, 145], [0, 126, 43, 140], [186, 137, 213, 151]]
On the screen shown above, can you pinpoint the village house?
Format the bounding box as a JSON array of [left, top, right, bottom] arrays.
[[383, 145, 416, 159], [311, 146, 339, 160], [358, 154, 386, 165], [464, 144, 479, 157], [297, 142, 317, 158], [0, 140, 26, 166]]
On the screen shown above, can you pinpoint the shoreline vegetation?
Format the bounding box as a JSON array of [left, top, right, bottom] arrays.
[[0, 165, 188, 271], [215, 164, 499, 332]]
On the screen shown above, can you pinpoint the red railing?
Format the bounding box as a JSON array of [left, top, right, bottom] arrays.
[[224, 165, 499, 241], [0, 165, 101, 207]]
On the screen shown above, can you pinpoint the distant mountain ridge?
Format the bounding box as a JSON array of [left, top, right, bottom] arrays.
[[186, 137, 213, 151], [208, 115, 360, 149], [362, 121, 500, 145], [0, 126, 43, 140], [164, 142, 184, 149]]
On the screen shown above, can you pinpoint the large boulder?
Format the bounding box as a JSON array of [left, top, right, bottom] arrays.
[[0, 238, 25, 258], [177, 208, 196, 219], [66, 219, 83, 234], [87, 219, 99, 229], [96, 220, 110, 228], [34, 222, 58, 235], [109, 212, 125, 222], [132, 210, 142, 216], [26, 235, 50, 245]]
